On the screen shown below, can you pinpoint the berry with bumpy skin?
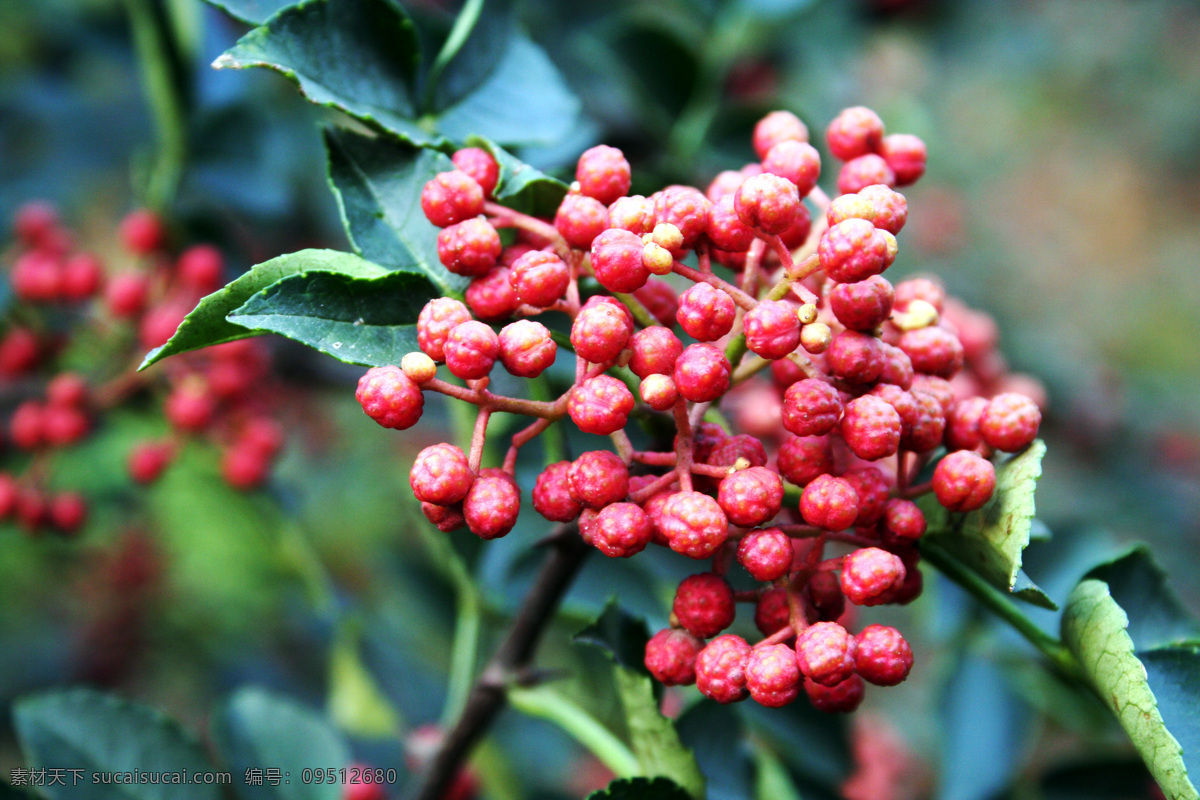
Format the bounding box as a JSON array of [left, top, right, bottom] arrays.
[[910, 374, 955, 414], [828, 330, 885, 384], [980, 392, 1041, 452], [818, 219, 889, 284], [410, 443, 474, 506], [696, 634, 752, 703], [452, 147, 500, 196], [778, 201, 814, 249], [795, 622, 856, 687], [165, 382, 215, 432], [422, 170, 485, 227], [128, 441, 175, 484], [660, 491, 729, 559], [438, 218, 502, 277], [857, 184, 908, 234], [532, 462, 582, 522], [903, 390, 947, 452], [885, 498, 926, 541], [568, 376, 634, 435], [801, 475, 860, 531], [356, 365, 424, 430], [120, 209, 165, 254], [466, 267, 518, 321], [401, 352, 438, 384], [806, 570, 846, 622], [868, 383, 918, 436], [555, 193, 609, 249], [706, 194, 757, 252], [841, 547, 906, 606], [673, 573, 736, 639], [933, 450, 996, 512], [640, 374, 678, 411], [746, 644, 802, 707], [737, 528, 792, 581], [677, 283, 736, 342], [840, 395, 902, 461], [463, 475, 520, 539], [572, 297, 634, 364], [444, 321, 499, 380], [498, 320, 556, 378], [608, 195, 656, 235], [645, 628, 703, 686], [592, 503, 653, 558], [628, 326, 683, 378], [777, 435, 835, 486], [763, 140, 821, 197], [754, 110, 809, 159], [744, 300, 801, 360], [591, 227, 650, 293], [576, 145, 631, 205], [755, 587, 792, 637], [783, 379, 843, 437], [707, 434, 768, 469], [567, 450, 629, 509], [634, 278, 679, 326], [830, 276, 894, 332], [49, 492, 87, 534], [105, 272, 149, 318], [894, 276, 946, 313], [880, 133, 927, 186], [673, 344, 731, 403], [878, 343, 915, 389], [945, 395, 990, 452], [801, 322, 833, 354], [838, 154, 896, 195], [826, 107, 884, 161], [805, 674, 865, 713], [654, 187, 711, 250], [718, 467, 783, 528], [706, 170, 749, 203], [509, 250, 569, 308], [685, 422, 730, 465], [734, 173, 801, 235], [843, 467, 890, 526], [854, 624, 913, 686], [897, 326, 964, 378], [417, 298, 472, 362]]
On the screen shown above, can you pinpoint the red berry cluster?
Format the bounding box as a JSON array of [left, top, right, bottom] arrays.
[[356, 112, 1043, 713], [1, 205, 291, 537]]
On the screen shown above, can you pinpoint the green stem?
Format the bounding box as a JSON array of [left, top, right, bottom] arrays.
[[423, 0, 485, 111], [508, 686, 638, 778]]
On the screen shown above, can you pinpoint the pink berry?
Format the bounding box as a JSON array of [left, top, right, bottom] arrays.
[[165, 382, 215, 432], [640, 374, 678, 411], [804, 674, 864, 713], [673, 573, 736, 639], [567, 450, 629, 509], [718, 467, 783, 528], [945, 395, 990, 452], [677, 283, 736, 342], [806, 571, 846, 622], [762, 140, 821, 197], [532, 461, 582, 522], [755, 588, 792, 637], [555, 193, 609, 249], [868, 383, 918, 435], [744, 300, 801, 360], [826, 107, 884, 161], [422, 170, 485, 227], [777, 435, 834, 486], [884, 498, 926, 541], [608, 195, 657, 235], [138, 302, 189, 350], [576, 145, 631, 205], [878, 343, 915, 389], [746, 643, 801, 707], [696, 634, 752, 704], [42, 405, 90, 446], [509, 251, 569, 308], [854, 624, 913, 685], [879, 133, 927, 186], [894, 277, 945, 313], [818, 219, 889, 284], [451, 147, 500, 196], [465, 267, 518, 321], [571, 297, 634, 364], [177, 244, 224, 293], [734, 173, 801, 236], [438, 218, 502, 277], [633, 278, 679, 326], [737, 528, 792, 581], [706, 434, 768, 469], [128, 440, 175, 484], [645, 628, 702, 686], [444, 320, 499, 380], [754, 110, 809, 160], [840, 394, 902, 461], [827, 330, 885, 384], [856, 184, 908, 234], [979, 392, 1041, 452], [830, 275, 894, 332], [706, 194, 756, 252], [120, 209, 166, 254], [897, 326, 964, 378], [660, 491, 729, 559], [782, 379, 842, 437], [46, 373, 88, 407], [417, 298, 472, 362], [837, 154, 896, 194], [105, 272, 149, 318], [356, 365, 424, 430], [49, 492, 88, 534], [842, 466, 890, 526], [462, 475, 520, 539], [903, 390, 947, 452], [568, 375, 635, 435], [222, 444, 271, 490], [795, 622, 856, 687], [410, 443, 475, 506], [498, 320, 556, 378], [628, 326, 683, 378], [933, 450, 996, 512], [590, 227, 650, 293], [654, 187, 711, 250], [592, 502, 652, 557], [12, 201, 59, 247], [673, 344, 731, 403], [840, 547, 906, 606], [800, 475, 859, 531]]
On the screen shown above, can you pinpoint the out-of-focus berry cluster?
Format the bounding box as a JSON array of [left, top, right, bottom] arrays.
[[1, 205, 288, 537], [356, 108, 1044, 714]]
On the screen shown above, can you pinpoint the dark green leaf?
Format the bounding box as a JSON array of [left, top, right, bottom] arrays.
[[428, 0, 515, 112], [203, 0, 297, 25], [13, 688, 219, 800], [612, 667, 705, 799], [1039, 758, 1157, 800], [585, 777, 691, 800], [922, 440, 1055, 608], [214, 0, 433, 145], [228, 269, 440, 367], [324, 126, 466, 296], [211, 688, 349, 800], [0, 783, 38, 799], [1141, 647, 1200, 780], [140, 249, 388, 370], [740, 690, 852, 788], [467, 136, 569, 218], [573, 599, 652, 674], [1083, 547, 1200, 651], [676, 702, 753, 800]]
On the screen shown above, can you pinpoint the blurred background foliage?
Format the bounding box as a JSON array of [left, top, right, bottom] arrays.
[[2, 0, 1198, 798]]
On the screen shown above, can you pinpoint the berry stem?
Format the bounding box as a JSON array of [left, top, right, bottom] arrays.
[[424, 378, 562, 419], [765, 252, 821, 302], [671, 260, 757, 311], [628, 471, 677, 505], [610, 429, 635, 464], [483, 202, 570, 259], [776, 523, 825, 539], [899, 480, 933, 499], [468, 407, 491, 472], [754, 625, 796, 649], [672, 399, 695, 493]]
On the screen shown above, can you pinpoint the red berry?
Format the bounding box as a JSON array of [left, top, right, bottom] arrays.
[[105, 272, 150, 318], [842, 466, 890, 526], [979, 392, 1041, 452], [868, 383, 918, 434], [590, 227, 650, 293], [654, 187, 711, 250], [754, 111, 809, 160], [755, 587, 792, 637], [818, 219, 889, 284], [804, 674, 864, 713], [576, 145, 631, 205], [422, 170, 485, 227], [826, 106, 884, 161], [897, 326, 964, 378], [746, 643, 801, 707], [128, 440, 175, 484], [944, 396, 989, 452], [762, 140, 821, 197], [509, 251, 569, 308], [894, 277, 945, 313], [677, 283, 736, 342], [660, 491, 729, 559], [734, 173, 801, 236], [222, 444, 271, 490], [465, 267, 518, 321], [555, 193, 609, 249], [417, 298, 472, 362], [705, 194, 756, 252], [463, 475, 520, 539], [673, 343, 731, 403], [422, 501, 465, 533], [640, 374, 678, 411], [11, 251, 63, 302], [795, 621, 856, 687], [673, 573, 735, 639], [165, 381, 216, 432], [857, 184, 908, 234], [532, 461, 582, 522], [683, 421, 730, 465], [47, 492, 87, 534], [854, 624, 913, 686], [777, 435, 834, 487], [902, 390, 947, 452], [830, 275, 894, 332], [46, 373, 88, 407], [806, 570, 846, 622], [119, 208, 166, 254], [356, 365, 424, 430], [910, 373, 955, 414], [410, 443, 475, 506], [718, 467, 783, 528], [139, 302, 189, 350], [777, 201, 814, 249], [628, 326, 683, 378], [737, 527, 792, 581], [879, 133, 927, 186], [12, 401, 47, 449], [744, 300, 801, 360], [645, 628, 703, 686], [12, 201, 59, 247], [884, 498, 926, 541], [933, 450, 996, 512], [239, 417, 285, 459], [451, 147, 500, 196], [592, 502, 652, 557], [878, 343, 915, 389], [571, 297, 634, 364], [608, 195, 657, 235], [696, 634, 752, 703], [827, 330, 885, 384], [782, 379, 842, 437], [497, 320, 556, 378], [15, 486, 48, 533], [567, 450, 629, 509], [840, 394, 902, 461], [707, 434, 768, 469], [42, 405, 90, 446], [837, 154, 895, 195], [0, 328, 41, 377], [840, 547, 906, 606], [444, 320, 499, 380], [177, 244, 224, 293], [0, 473, 18, 520], [568, 376, 635, 435], [633, 278, 679, 326], [438, 218, 502, 277], [800, 475, 859, 531]]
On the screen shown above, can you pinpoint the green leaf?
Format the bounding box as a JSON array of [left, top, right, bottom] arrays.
[[739, 700, 851, 788], [753, 746, 804, 800], [214, 0, 433, 145], [676, 702, 752, 800], [228, 269, 439, 366], [328, 620, 402, 739], [467, 135, 569, 218], [585, 777, 691, 800], [140, 249, 389, 369], [13, 688, 220, 800], [1084, 547, 1200, 651], [612, 667, 705, 799], [922, 440, 1055, 608], [203, 0, 297, 25], [427, 0, 515, 112], [211, 688, 350, 800], [573, 599, 652, 674], [324, 126, 466, 295], [1062, 579, 1199, 800]]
